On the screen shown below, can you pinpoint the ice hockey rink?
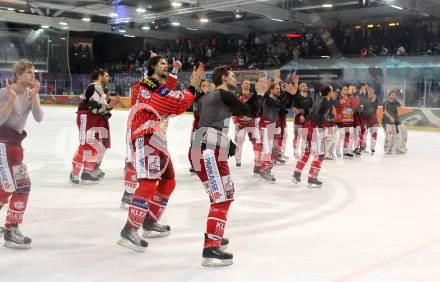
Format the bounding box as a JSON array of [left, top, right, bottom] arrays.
[[0, 106, 439, 282]]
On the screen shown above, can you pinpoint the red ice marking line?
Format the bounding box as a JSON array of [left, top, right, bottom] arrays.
[[331, 238, 440, 282]]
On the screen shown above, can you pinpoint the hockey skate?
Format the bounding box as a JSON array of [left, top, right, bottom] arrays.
[[69, 172, 80, 186], [142, 217, 170, 238], [4, 225, 31, 249], [0, 227, 5, 237], [276, 157, 286, 165], [201, 247, 233, 267], [253, 165, 261, 174], [80, 171, 100, 185], [235, 161, 241, 167], [120, 190, 133, 209], [117, 223, 148, 252], [324, 154, 334, 160], [343, 153, 354, 158], [259, 170, 276, 183], [353, 149, 361, 156], [291, 173, 301, 184], [92, 163, 105, 179], [189, 167, 196, 174], [220, 237, 229, 251], [307, 178, 323, 188]]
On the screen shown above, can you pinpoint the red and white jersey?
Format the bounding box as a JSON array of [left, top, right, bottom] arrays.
[[336, 98, 356, 125], [129, 74, 194, 141], [232, 93, 256, 126]]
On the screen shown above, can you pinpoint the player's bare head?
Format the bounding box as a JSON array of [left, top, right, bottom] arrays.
[[341, 84, 349, 95], [241, 80, 251, 91], [12, 60, 35, 85], [148, 55, 168, 78], [348, 83, 357, 95], [213, 66, 236, 90], [321, 85, 335, 100], [200, 79, 209, 94], [269, 83, 281, 96], [388, 90, 397, 100], [299, 83, 308, 93], [92, 68, 109, 86]]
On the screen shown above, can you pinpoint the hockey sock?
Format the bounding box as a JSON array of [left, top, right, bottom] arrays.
[[127, 179, 157, 229], [5, 193, 29, 228], [204, 201, 231, 249], [147, 178, 176, 222]]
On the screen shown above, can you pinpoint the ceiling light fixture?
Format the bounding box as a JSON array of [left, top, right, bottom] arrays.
[[59, 22, 68, 26], [136, 7, 146, 13], [81, 17, 91, 22], [41, 25, 49, 29], [171, 2, 182, 8], [171, 22, 181, 26], [390, 5, 403, 10], [123, 34, 135, 38], [109, 12, 118, 17], [271, 18, 284, 22], [118, 29, 126, 33], [322, 4, 333, 8], [199, 18, 209, 23], [142, 26, 150, 30]]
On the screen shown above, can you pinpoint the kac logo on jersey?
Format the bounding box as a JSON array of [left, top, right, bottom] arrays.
[[141, 89, 151, 99]]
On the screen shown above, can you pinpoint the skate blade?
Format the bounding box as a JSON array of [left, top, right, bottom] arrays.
[[259, 178, 276, 184], [307, 184, 322, 188], [142, 230, 170, 238], [68, 179, 81, 187], [201, 257, 233, 267], [81, 180, 100, 185], [291, 178, 300, 184], [4, 240, 31, 249], [117, 237, 147, 252], [120, 202, 129, 209]]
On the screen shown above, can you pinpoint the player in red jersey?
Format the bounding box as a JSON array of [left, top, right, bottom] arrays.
[[232, 80, 262, 170], [117, 55, 204, 252]]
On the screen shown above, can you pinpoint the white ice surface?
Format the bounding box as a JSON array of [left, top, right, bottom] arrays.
[[0, 106, 439, 282]]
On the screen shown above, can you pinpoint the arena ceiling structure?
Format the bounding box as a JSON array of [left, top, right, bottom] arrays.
[[0, 0, 439, 39]]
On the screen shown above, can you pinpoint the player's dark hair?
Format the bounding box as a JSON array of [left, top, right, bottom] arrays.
[[91, 68, 107, 81], [147, 55, 165, 77], [321, 85, 332, 97], [212, 66, 232, 87]]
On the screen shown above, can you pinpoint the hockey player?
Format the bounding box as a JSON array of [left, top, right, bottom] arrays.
[[258, 81, 298, 181], [335, 85, 356, 158], [349, 84, 362, 156], [232, 80, 261, 168], [189, 79, 210, 174], [292, 83, 313, 159], [383, 90, 404, 154], [356, 83, 369, 153], [324, 98, 337, 160], [364, 87, 379, 153], [275, 73, 293, 162], [0, 60, 43, 248], [69, 69, 114, 185], [189, 66, 265, 266], [292, 85, 335, 188], [117, 56, 203, 252], [121, 60, 180, 208]]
